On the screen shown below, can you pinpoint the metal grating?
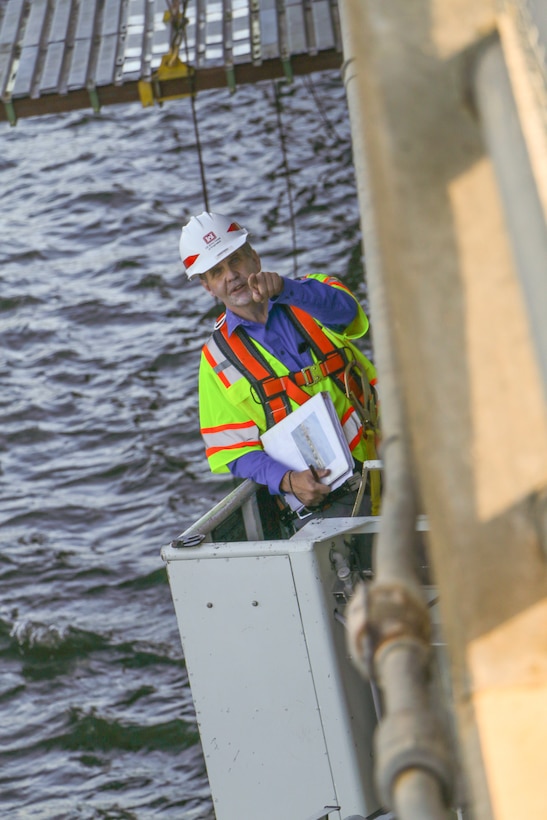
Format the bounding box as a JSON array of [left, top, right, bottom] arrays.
[[0, 0, 342, 122]]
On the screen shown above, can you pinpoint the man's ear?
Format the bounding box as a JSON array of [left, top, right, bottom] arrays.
[[199, 275, 212, 294], [251, 249, 261, 270]]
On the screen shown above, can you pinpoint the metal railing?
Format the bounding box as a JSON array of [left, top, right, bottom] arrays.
[[169, 479, 262, 548]]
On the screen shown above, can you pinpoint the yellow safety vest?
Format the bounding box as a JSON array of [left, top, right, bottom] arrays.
[[199, 274, 378, 474]]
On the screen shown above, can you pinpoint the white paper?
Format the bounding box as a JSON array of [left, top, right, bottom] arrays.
[[261, 392, 354, 511]]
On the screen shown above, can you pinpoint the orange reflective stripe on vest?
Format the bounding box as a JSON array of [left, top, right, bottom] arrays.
[[201, 419, 261, 459]]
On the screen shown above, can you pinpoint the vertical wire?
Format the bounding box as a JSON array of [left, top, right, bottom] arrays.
[[302, 74, 342, 142], [175, 0, 210, 214], [273, 80, 298, 278], [190, 92, 210, 212]]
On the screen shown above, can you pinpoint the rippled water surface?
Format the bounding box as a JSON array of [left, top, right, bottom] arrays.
[[0, 74, 369, 818]]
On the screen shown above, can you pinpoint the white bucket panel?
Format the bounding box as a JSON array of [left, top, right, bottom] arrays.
[[170, 553, 338, 819], [164, 517, 386, 820]]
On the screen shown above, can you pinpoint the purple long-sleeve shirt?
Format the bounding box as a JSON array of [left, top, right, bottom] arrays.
[[227, 276, 357, 494]]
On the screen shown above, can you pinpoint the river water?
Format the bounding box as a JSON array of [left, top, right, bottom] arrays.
[[0, 72, 370, 819]]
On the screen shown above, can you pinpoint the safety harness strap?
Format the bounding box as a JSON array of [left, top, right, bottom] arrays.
[[211, 306, 370, 429], [283, 306, 364, 400], [213, 322, 310, 428], [285, 306, 382, 514]]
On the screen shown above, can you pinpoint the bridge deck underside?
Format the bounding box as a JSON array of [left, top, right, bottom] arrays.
[[0, 0, 342, 122]]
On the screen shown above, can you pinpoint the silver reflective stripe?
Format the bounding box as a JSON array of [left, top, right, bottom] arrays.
[[202, 423, 260, 449], [206, 335, 245, 386], [341, 406, 362, 447]]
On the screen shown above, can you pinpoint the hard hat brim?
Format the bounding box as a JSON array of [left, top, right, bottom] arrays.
[[185, 233, 248, 279]]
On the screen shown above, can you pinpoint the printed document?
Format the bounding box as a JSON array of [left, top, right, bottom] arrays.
[[261, 391, 354, 511]]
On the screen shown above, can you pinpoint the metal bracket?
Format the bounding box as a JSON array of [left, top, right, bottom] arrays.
[[170, 533, 206, 549], [305, 808, 342, 820], [299, 361, 325, 385], [281, 57, 293, 83], [87, 86, 101, 113], [138, 54, 194, 107], [3, 98, 17, 126], [225, 65, 236, 94]]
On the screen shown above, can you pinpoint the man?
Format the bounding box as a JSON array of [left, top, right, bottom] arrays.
[[180, 211, 379, 521]]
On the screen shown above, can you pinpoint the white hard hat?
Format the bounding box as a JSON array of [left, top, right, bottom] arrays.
[[179, 211, 249, 278]]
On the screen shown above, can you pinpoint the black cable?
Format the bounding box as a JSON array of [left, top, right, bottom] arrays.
[[273, 80, 298, 278], [174, 0, 210, 213], [302, 74, 342, 142], [190, 92, 210, 212]]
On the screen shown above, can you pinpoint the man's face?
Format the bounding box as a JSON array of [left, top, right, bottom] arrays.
[[200, 245, 261, 312]]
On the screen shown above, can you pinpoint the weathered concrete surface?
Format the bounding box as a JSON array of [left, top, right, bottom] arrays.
[[338, 1, 547, 818]]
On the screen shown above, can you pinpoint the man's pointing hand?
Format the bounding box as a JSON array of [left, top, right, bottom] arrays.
[[247, 271, 284, 302]]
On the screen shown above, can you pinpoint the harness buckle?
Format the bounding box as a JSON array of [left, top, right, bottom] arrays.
[[299, 361, 325, 386]]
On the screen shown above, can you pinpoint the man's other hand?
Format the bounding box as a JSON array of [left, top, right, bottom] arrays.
[[280, 467, 331, 507]]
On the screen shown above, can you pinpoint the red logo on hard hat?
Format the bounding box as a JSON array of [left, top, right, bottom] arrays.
[[203, 232, 217, 244], [184, 254, 199, 270], [227, 223, 240, 232]]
